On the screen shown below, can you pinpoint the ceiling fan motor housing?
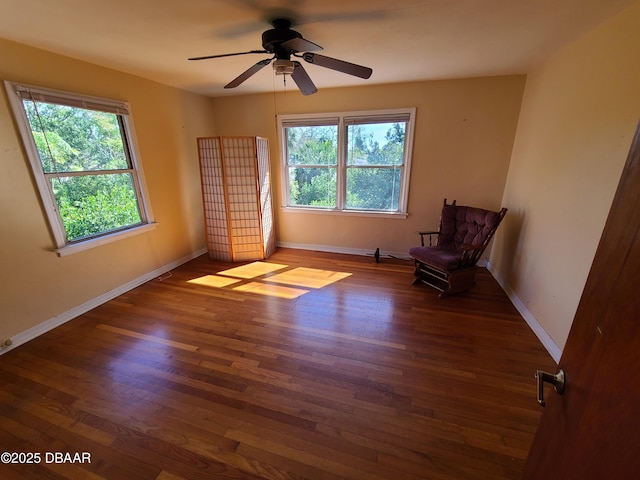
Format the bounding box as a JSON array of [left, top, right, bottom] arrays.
[[262, 20, 302, 58]]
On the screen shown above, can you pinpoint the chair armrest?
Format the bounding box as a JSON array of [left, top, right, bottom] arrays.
[[460, 244, 484, 267], [416, 231, 440, 247]]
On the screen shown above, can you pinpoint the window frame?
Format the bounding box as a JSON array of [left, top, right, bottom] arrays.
[[4, 81, 155, 256], [278, 108, 416, 218]]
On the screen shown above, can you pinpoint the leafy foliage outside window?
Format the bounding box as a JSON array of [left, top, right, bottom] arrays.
[[286, 125, 338, 208], [23, 100, 143, 242], [346, 122, 405, 211], [283, 113, 412, 214]]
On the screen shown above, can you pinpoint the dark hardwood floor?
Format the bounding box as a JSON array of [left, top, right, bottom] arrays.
[[0, 248, 556, 480]]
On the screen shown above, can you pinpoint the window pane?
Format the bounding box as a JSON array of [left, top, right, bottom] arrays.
[[22, 100, 129, 173], [289, 167, 336, 207], [50, 173, 142, 241], [346, 167, 401, 211], [286, 125, 338, 165], [347, 122, 406, 166]]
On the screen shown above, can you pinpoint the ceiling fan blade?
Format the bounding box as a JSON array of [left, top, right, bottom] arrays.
[[302, 53, 372, 79], [225, 58, 272, 89], [188, 50, 268, 61], [281, 36, 323, 53], [291, 62, 318, 96]]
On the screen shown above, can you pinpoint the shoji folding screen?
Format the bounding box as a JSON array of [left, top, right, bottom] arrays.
[[197, 136, 275, 261]]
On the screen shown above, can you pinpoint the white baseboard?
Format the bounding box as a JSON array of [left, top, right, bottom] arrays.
[[1, 248, 207, 356], [276, 241, 412, 261], [486, 261, 562, 363]]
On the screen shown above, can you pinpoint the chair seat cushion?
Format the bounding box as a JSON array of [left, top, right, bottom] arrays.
[[409, 246, 461, 271]]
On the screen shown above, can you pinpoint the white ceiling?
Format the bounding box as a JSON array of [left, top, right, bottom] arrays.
[[0, 0, 635, 97]]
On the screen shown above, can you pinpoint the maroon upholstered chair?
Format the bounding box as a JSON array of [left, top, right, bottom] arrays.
[[409, 199, 507, 297]]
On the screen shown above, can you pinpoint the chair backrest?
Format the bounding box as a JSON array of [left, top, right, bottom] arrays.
[[438, 200, 507, 267]]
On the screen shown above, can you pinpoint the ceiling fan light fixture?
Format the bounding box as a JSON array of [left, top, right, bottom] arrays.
[[273, 59, 295, 75]]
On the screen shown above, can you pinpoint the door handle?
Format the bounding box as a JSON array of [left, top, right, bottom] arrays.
[[535, 369, 565, 407]]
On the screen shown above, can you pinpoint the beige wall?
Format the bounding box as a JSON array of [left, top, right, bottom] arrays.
[[0, 38, 215, 341], [212, 76, 525, 255], [491, 1, 640, 351]]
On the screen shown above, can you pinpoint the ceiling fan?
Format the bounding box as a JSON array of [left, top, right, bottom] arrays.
[[188, 18, 373, 95]]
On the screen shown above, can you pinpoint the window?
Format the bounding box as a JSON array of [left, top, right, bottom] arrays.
[[279, 108, 415, 217], [5, 81, 154, 255]]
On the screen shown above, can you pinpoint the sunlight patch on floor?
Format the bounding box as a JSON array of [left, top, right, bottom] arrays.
[[266, 267, 352, 289], [217, 262, 288, 279], [187, 261, 352, 299], [187, 275, 241, 288], [233, 281, 309, 299]]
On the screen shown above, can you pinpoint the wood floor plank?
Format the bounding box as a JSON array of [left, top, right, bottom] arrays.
[[0, 248, 555, 479]]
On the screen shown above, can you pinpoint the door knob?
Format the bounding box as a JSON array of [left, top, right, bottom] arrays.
[[535, 369, 565, 407]]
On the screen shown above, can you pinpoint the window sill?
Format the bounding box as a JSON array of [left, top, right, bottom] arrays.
[[281, 206, 408, 219], [55, 223, 158, 257]]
